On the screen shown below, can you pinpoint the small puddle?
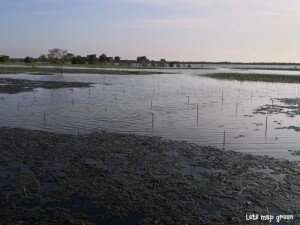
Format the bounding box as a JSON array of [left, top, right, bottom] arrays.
[[26, 196, 146, 225], [216, 191, 252, 206], [9, 162, 31, 170], [180, 161, 206, 175], [252, 168, 286, 182], [199, 203, 220, 214], [164, 150, 179, 157], [0, 179, 13, 188], [49, 163, 65, 170], [0, 169, 11, 176], [43, 182, 60, 193], [180, 161, 226, 176], [112, 152, 128, 158], [85, 158, 100, 166]]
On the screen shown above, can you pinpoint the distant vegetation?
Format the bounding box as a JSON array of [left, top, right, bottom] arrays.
[[0, 66, 169, 75], [204, 73, 300, 83], [0, 49, 177, 68], [0, 55, 10, 63]]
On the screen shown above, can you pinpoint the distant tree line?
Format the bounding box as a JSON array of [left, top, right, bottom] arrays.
[[0, 49, 184, 68]]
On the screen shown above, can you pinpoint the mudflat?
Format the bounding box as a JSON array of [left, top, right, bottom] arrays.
[[0, 127, 298, 225]]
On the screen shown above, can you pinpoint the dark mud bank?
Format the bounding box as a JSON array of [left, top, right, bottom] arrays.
[[0, 78, 92, 94], [0, 127, 299, 224]]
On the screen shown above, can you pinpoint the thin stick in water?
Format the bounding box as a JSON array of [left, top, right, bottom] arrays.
[[151, 113, 154, 131], [223, 130, 226, 150], [271, 98, 274, 107], [196, 104, 199, 124], [43, 112, 46, 124], [265, 115, 268, 139]]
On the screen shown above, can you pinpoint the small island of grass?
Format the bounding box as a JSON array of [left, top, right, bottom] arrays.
[[203, 73, 300, 83]]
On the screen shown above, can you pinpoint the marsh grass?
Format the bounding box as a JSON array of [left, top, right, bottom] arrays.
[[204, 73, 300, 84]]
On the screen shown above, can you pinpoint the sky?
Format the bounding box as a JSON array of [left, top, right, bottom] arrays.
[[1, 0, 300, 62]]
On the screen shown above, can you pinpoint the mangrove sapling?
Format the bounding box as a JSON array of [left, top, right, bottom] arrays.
[[47, 48, 70, 75], [43, 111, 46, 125], [265, 116, 268, 139], [151, 113, 154, 131], [196, 104, 199, 124], [271, 98, 274, 107], [223, 130, 226, 150]]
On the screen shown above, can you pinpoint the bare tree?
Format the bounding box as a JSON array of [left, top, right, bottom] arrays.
[[47, 48, 70, 74]]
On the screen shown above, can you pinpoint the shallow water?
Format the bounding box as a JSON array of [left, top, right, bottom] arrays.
[[0, 68, 300, 162]]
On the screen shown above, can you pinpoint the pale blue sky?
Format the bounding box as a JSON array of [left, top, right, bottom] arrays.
[[1, 0, 300, 62]]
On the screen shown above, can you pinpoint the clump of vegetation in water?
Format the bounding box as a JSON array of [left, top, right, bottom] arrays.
[[203, 73, 300, 83]]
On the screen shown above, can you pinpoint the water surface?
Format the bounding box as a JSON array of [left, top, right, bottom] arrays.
[[1, 68, 300, 162]]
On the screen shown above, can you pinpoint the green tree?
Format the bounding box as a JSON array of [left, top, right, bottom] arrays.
[[169, 61, 176, 67], [24, 56, 35, 63], [0, 55, 10, 63], [151, 60, 156, 67], [99, 54, 108, 64], [137, 56, 148, 67], [71, 55, 87, 64], [114, 56, 121, 63], [38, 54, 48, 62], [47, 48, 70, 74], [87, 54, 98, 64], [160, 59, 167, 67]]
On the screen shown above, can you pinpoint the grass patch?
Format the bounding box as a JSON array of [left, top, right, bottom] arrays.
[[233, 67, 300, 71], [0, 66, 170, 75], [203, 73, 300, 83]]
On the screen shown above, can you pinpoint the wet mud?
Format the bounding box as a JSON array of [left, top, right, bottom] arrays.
[[0, 127, 299, 224]]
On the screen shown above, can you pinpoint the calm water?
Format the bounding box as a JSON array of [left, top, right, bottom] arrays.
[[0, 68, 300, 162]]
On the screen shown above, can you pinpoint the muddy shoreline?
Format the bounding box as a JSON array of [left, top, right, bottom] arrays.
[[0, 127, 299, 224], [0, 78, 93, 94]]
